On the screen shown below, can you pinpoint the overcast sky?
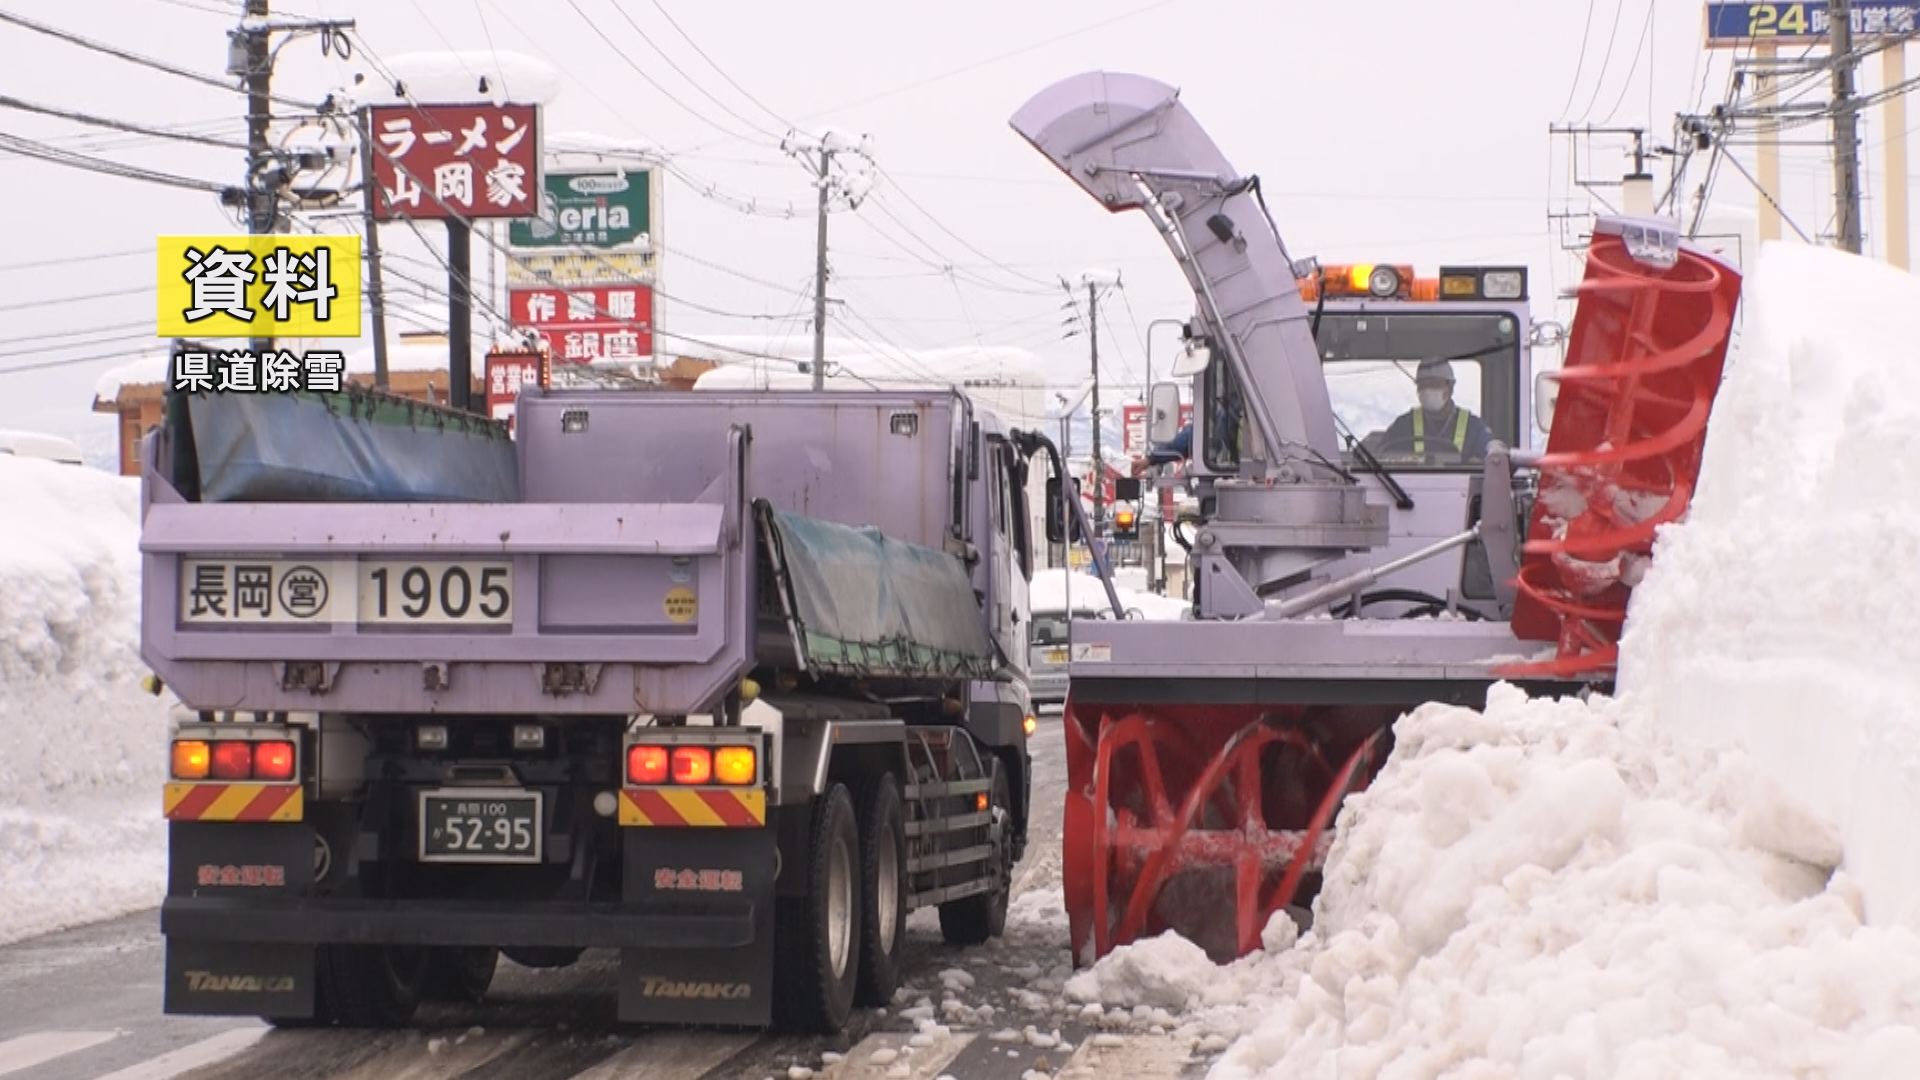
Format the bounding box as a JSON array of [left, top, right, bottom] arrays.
[[0, 0, 1904, 466]]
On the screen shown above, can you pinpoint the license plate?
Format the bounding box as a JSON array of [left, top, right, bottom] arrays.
[[179, 558, 512, 626], [419, 789, 542, 864], [1043, 648, 1069, 664]]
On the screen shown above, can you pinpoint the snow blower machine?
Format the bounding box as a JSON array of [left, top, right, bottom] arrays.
[[1010, 73, 1743, 965]]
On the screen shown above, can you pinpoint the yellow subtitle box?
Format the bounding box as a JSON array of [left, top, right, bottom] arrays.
[[156, 235, 362, 338]]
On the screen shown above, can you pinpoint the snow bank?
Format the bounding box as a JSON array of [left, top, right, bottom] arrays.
[[0, 457, 170, 944], [1619, 241, 1920, 931]]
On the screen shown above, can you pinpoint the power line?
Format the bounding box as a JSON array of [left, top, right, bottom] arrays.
[[1559, 0, 1603, 118], [0, 8, 318, 109], [562, 0, 776, 147], [1576, 0, 1631, 122], [601, 1, 785, 140], [873, 164, 1058, 290], [0, 93, 250, 151], [1598, 1, 1657, 125], [0, 246, 152, 273], [643, 0, 794, 130], [0, 131, 231, 193]]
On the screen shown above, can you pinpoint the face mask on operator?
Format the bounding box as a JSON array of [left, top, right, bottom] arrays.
[[1418, 386, 1449, 413]]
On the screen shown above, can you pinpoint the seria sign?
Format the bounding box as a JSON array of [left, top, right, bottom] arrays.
[[509, 169, 651, 250]]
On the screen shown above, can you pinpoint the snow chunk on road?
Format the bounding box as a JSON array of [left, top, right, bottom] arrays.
[[1063, 931, 1213, 1011], [0, 457, 170, 945]]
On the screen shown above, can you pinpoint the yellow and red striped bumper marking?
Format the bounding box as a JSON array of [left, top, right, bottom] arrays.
[[163, 783, 304, 823], [619, 787, 766, 827]]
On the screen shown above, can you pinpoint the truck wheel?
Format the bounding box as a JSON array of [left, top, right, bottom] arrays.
[[855, 774, 907, 1007], [500, 946, 583, 969], [774, 782, 862, 1032], [423, 946, 497, 1004], [939, 768, 1010, 945], [321, 944, 429, 1027]]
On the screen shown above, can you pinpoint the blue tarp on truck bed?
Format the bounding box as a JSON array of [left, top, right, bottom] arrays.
[[184, 389, 519, 503], [756, 501, 995, 681]]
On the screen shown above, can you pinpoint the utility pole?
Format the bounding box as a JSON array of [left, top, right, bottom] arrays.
[[448, 222, 472, 410], [1831, 0, 1865, 253], [1087, 279, 1103, 534], [811, 144, 832, 392], [358, 108, 390, 388], [242, 0, 272, 357]]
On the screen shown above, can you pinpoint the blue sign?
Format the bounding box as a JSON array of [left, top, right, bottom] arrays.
[[1705, 2, 1920, 45]]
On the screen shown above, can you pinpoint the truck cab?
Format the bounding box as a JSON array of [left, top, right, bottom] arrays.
[[1162, 261, 1554, 618]]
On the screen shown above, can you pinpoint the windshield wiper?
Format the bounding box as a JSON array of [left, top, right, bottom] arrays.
[[1335, 415, 1415, 510]]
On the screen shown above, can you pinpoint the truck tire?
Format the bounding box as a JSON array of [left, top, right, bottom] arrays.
[[938, 768, 1010, 946], [500, 946, 583, 969], [423, 946, 497, 1004], [774, 782, 862, 1032], [855, 774, 907, 1007], [320, 944, 430, 1027]]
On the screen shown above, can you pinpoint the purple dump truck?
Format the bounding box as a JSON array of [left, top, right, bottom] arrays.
[[142, 383, 1059, 1032]]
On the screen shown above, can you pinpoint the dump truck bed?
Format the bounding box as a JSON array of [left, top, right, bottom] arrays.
[[140, 387, 990, 717]]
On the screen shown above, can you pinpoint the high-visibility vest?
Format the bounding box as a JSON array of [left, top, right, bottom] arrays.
[[1412, 408, 1469, 454]]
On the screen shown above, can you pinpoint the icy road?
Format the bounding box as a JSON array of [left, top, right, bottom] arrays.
[[0, 711, 1214, 1080]]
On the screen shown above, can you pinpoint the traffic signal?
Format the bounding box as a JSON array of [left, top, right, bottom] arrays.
[[1113, 504, 1138, 538]]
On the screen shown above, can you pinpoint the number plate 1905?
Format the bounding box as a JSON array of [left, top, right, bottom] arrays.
[[419, 789, 542, 864]]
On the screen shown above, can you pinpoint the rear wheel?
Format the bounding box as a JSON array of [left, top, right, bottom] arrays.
[[939, 768, 1010, 945], [320, 944, 430, 1027], [423, 946, 497, 1004], [774, 783, 862, 1032], [855, 775, 906, 1007]]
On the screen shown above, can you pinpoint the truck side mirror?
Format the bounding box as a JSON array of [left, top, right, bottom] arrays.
[[1148, 381, 1182, 444], [1533, 370, 1559, 435], [1045, 476, 1083, 544]]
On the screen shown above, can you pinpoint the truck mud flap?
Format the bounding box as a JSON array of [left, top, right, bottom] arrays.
[[166, 939, 316, 1018], [164, 821, 318, 1018], [618, 824, 776, 1027]]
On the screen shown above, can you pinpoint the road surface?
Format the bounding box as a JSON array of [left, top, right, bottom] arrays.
[[0, 712, 1217, 1080]]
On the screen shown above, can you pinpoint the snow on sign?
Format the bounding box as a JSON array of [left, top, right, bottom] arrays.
[[366, 103, 541, 221], [509, 283, 654, 363]]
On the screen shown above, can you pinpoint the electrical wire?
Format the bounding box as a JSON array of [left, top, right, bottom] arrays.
[[1576, 0, 1631, 122], [0, 94, 250, 151], [1558, 0, 1602, 119], [0, 131, 231, 193], [1598, 1, 1657, 125], [601, 1, 784, 140], [643, 0, 795, 130], [0, 9, 319, 110], [562, 0, 776, 147]]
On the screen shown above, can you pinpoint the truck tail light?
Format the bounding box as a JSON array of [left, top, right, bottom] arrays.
[[210, 741, 253, 780], [670, 746, 712, 785], [627, 744, 668, 785], [253, 740, 296, 781], [171, 740, 210, 779], [714, 746, 756, 786]]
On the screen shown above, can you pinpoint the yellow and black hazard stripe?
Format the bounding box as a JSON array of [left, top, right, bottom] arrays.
[[619, 787, 766, 828], [164, 783, 304, 823]]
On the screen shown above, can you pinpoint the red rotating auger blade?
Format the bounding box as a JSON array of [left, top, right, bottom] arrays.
[[1061, 698, 1392, 965], [1502, 219, 1742, 678]]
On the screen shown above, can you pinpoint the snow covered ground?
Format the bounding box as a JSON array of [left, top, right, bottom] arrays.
[[0, 456, 171, 945], [1056, 243, 1920, 1077]]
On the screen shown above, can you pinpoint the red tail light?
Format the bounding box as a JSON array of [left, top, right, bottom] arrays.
[[210, 741, 253, 780], [627, 744, 669, 785], [253, 741, 296, 781], [670, 746, 712, 785]]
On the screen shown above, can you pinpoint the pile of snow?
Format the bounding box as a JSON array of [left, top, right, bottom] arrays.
[[349, 49, 563, 106], [1620, 241, 1920, 930], [1062, 243, 1920, 1075], [0, 456, 172, 944], [1029, 568, 1186, 621]]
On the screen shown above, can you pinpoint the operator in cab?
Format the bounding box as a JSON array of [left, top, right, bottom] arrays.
[[1363, 358, 1492, 463]]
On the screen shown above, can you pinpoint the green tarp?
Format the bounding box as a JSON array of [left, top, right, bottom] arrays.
[[756, 501, 995, 680]]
